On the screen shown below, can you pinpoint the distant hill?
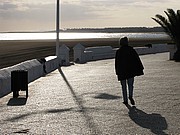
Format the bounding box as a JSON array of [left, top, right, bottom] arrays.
[[1, 27, 164, 33], [61, 27, 164, 33]]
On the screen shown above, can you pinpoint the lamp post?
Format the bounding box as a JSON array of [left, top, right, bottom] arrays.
[[56, 0, 60, 56]]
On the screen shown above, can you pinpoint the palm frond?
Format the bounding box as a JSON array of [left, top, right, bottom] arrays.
[[152, 17, 168, 32], [165, 9, 178, 27], [156, 14, 172, 33], [155, 14, 169, 25], [152, 17, 172, 39], [152, 14, 174, 39], [165, 9, 179, 38], [152, 9, 180, 46]]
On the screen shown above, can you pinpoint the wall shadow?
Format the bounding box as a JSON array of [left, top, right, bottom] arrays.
[[58, 68, 102, 135], [126, 105, 168, 135], [7, 97, 27, 106]]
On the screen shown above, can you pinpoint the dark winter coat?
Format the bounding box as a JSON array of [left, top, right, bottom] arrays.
[[115, 45, 144, 80]]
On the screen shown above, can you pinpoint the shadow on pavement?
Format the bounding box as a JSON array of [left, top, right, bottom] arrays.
[[5, 108, 72, 122], [58, 67, 102, 135], [7, 97, 27, 106], [94, 93, 121, 100], [126, 105, 168, 135], [45, 108, 73, 113], [13, 129, 30, 134]]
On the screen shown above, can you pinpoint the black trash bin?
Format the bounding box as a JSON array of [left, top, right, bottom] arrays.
[[11, 70, 28, 98]]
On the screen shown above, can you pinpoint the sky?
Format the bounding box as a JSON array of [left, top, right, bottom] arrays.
[[0, 0, 180, 32]]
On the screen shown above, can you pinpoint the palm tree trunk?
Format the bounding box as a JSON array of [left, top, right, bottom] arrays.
[[174, 43, 180, 61]]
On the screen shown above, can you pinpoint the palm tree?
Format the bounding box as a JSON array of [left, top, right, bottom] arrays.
[[152, 8, 180, 61]]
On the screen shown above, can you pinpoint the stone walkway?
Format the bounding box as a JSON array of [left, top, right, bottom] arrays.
[[0, 52, 180, 134]]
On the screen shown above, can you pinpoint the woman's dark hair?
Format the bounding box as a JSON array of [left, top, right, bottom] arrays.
[[119, 37, 128, 46]]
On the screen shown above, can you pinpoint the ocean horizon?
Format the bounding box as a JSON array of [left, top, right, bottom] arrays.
[[0, 32, 170, 41]]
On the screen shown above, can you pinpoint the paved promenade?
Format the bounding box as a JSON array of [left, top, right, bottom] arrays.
[[0, 52, 180, 134]]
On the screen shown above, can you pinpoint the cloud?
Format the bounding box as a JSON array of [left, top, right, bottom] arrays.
[[0, 2, 17, 10], [0, 2, 55, 21], [0, 1, 56, 31], [0, 0, 174, 21], [61, 0, 152, 21], [61, 3, 100, 21], [72, 0, 172, 9], [0, 1, 30, 11], [0, 0, 179, 31]]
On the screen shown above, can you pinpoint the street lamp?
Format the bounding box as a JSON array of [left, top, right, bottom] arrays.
[[56, 0, 60, 56]]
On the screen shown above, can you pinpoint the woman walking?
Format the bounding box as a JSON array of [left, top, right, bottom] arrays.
[[115, 37, 144, 105]]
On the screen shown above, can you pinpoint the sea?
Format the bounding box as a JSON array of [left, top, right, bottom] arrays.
[[0, 32, 170, 41]]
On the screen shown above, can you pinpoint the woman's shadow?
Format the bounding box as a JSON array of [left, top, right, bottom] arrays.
[[126, 105, 168, 135]]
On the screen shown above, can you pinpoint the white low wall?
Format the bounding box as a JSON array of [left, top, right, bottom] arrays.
[[0, 56, 60, 97], [168, 44, 177, 60], [85, 46, 117, 61], [73, 44, 117, 63], [0, 44, 169, 97], [0, 44, 70, 98], [135, 44, 169, 55], [0, 59, 44, 97], [45, 56, 59, 73], [73, 44, 169, 63], [0, 70, 11, 98]]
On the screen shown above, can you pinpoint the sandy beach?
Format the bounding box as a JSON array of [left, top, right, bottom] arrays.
[[0, 38, 170, 69]]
